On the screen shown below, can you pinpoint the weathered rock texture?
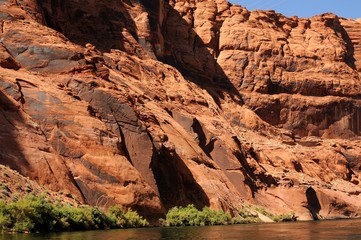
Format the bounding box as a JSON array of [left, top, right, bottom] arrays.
[[1, 0, 361, 221]]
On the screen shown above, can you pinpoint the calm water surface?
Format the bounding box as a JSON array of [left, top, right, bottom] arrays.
[[2, 219, 361, 240]]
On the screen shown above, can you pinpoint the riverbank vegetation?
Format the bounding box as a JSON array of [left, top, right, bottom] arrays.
[[160, 204, 232, 226], [0, 194, 296, 233], [160, 204, 297, 227], [0, 194, 148, 233]]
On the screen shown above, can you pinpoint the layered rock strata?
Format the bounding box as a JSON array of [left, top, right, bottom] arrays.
[[0, 0, 361, 221]]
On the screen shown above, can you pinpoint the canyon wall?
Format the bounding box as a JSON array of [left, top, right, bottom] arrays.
[[1, 0, 361, 221]]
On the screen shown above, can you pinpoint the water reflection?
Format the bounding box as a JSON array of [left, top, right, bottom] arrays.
[[2, 219, 361, 240]]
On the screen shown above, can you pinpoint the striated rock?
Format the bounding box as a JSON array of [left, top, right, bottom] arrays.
[[0, 0, 361, 222], [216, 10, 361, 138], [1, 20, 83, 73]]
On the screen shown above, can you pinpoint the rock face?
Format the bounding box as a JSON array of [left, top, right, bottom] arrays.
[[1, 0, 361, 221]]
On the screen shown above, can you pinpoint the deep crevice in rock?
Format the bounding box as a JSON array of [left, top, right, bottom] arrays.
[[151, 145, 210, 210], [306, 187, 322, 220]]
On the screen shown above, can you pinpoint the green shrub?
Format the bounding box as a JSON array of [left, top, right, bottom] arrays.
[[107, 206, 148, 228], [201, 207, 231, 225], [123, 209, 149, 228], [162, 204, 232, 227], [0, 200, 11, 232], [164, 205, 199, 226], [55, 205, 95, 231], [0, 195, 148, 233], [5, 194, 56, 232]]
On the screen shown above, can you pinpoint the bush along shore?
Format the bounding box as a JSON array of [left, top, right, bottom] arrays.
[[0, 194, 148, 233], [160, 204, 297, 227], [0, 194, 297, 233]]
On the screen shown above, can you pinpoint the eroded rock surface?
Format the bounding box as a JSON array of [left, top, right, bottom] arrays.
[[0, 0, 361, 221]]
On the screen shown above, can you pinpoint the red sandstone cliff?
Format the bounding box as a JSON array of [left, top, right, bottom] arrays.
[[1, 0, 361, 221]]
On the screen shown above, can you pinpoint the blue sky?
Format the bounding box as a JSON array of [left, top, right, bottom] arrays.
[[229, 0, 361, 19]]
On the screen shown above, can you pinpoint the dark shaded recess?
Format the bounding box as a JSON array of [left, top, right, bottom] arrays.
[[191, 118, 206, 149], [159, 3, 244, 107], [268, 78, 330, 97], [151, 145, 210, 210], [164, 107, 173, 117], [248, 147, 259, 161], [292, 161, 303, 173], [305, 187, 321, 220], [139, 0, 160, 33], [114, 121, 133, 165], [203, 138, 216, 160], [37, 0, 138, 52], [190, 118, 217, 159], [344, 162, 355, 182], [0, 90, 29, 171]]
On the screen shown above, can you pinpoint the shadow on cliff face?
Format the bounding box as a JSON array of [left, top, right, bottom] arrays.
[[159, 3, 243, 107], [37, 0, 138, 52], [305, 187, 321, 220], [151, 145, 210, 210], [0, 89, 29, 172]]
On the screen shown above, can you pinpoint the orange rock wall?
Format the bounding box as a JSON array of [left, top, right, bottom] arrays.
[[0, 0, 361, 221]]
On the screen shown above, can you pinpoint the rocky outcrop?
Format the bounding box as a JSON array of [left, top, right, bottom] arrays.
[[0, 0, 361, 221]]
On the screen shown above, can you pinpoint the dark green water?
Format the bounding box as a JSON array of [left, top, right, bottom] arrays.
[[2, 219, 361, 240]]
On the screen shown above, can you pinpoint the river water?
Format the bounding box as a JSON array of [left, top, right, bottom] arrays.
[[1, 219, 361, 240]]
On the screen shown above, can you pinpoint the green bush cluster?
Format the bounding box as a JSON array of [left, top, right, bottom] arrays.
[[161, 204, 232, 227], [107, 206, 149, 228], [160, 204, 297, 228], [0, 195, 148, 233]]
